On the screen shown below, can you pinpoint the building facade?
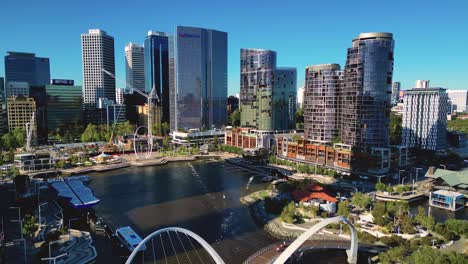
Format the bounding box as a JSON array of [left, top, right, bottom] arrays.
[[391, 82, 401, 105], [7, 95, 36, 140], [174, 26, 227, 130], [0, 77, 6, 134], [145, 31, 171, 125], [116, 88, 125, 105], [5, 81, 29, 97], [297, 87, 305, 110], [240, 49, 296, 131], [125, 43, 145, 92], [415, 80, 430, 88], [447, 90, 468, 113], [402, 87, 448, 150], [227, 95, 239, 115], [46, 83, 83, 131], [4, 51, 50, 87], [341, 32, 394, 150], [81, 29, 116, 105], [304, 64, 343, 143]]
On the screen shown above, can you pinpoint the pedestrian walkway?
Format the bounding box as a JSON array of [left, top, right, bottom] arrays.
[[54, 230, 97, 264]]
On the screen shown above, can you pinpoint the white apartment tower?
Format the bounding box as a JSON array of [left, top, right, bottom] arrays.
[[125, 43, 145, 92], [447, 90, 468, 113], [81, 29, 116, 105], [402, 87, 448, 150]]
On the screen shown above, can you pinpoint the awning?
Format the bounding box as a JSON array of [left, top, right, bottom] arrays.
[[50, 179, 100, 208]]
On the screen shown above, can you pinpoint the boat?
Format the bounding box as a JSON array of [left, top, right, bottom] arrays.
[[115, 226, 146, 252]]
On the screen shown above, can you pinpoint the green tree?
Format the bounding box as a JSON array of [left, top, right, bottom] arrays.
[[337, 200, 351, 216], [375, 182, 386, 191], [378, 245, 407, 264], [280, 202, 297, 223], [22, 214, 38, 238], [228, 109, 240, 127], [415, 206, 435, 230], [295, 108, 304, 129], [371, 202, 388, 226], [445, 219, 468, 236], [409, 246, 466, 264], [390, 112, 402, 145], [385, 185, 394, 193], [81, 124, 102, 142], [351, 192, 372, 209]]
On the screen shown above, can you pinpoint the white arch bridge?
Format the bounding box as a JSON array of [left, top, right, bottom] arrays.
[[126, 216, 358, 264]]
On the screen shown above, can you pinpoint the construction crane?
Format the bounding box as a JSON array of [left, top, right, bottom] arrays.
[[25, 112, 35, 152], [102, 69, 159, 157]]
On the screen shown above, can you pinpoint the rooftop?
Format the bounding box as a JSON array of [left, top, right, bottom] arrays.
[[426, 168, 468, 188], [433, 189, 464, 197]]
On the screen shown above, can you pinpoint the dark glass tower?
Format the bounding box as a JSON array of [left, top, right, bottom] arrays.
[[175, 26, 227, 130], [4, 52, 50, 87], [145, 31, 170, 124], [304, 64, 343, 143], [341, 32, 394, 150]]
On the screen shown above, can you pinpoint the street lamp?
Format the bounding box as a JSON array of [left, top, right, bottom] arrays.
[[9, 207, 22, 240], [415, 168, 422, 181], [48, 238, 62, 264], [398, 170, 405, 185], [38, 202, 48, 226], [401, 177, 407, 185]]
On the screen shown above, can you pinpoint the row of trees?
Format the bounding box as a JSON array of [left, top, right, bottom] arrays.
[[376, 182, 412, 194], [379, 245, 466, 264], [268, 156, 340, 177], [80, 121, 136, 142]]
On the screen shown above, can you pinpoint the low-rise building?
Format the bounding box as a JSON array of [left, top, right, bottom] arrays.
[[172, 129, 225, 147], [14, 152, 54, 172], [425, 167, 468, 196], [224, 127, 292, 150], [429, 190, 465, 211]]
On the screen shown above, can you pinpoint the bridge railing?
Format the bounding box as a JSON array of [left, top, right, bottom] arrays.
[[243, 243, 280, 264]]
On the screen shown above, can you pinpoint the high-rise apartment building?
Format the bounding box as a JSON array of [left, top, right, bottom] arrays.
[[116, 88, 125, 105], [81, 29, 116, 105], [145, 31, 171, 125], [447, 90, 468, 113], [304, 64, 343, 143], [402, 87, 448, 150], [46, 82, 83, 131], [7, 95, 36, 142], [416, 80, 430, 88], [4, 52, 50, 87], [240, 49, 296, 131], [391, 82, 401, 105], [174, 26, 227, 131], [125, 43, 145, 92], [341, 32, 394, 150]]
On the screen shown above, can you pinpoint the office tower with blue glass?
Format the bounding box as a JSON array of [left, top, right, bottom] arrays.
[[0, 77, 6, 134], [145, 31, 170, 125], [240, 49, 296, 131], [46, 80, 83, 132], [341, 32, 394, 150], [4, 51, 50, 87], [174, 26, 227, 131]]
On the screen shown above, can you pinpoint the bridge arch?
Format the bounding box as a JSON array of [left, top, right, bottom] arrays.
[[125, 227, 225, 264], [274, 216, 358, 264]]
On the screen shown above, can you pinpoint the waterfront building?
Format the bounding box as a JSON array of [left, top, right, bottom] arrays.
[[297, 87, 305, 110], [447, 90, 468, 112], [4, 51, 50, 87], [125, 43, 145, 92], [304, 64, 343, 143], [81, 29, 116, 105], [240, 49, 296, 131], [415, 80, 430, 88], [14, 152, 54, 172], [227, 95, 239, 115], [402, 87, 449, 150], [425, 167, 468, 194], [429, 190, 465, 212], [7, 95, 36, 142], [46, 82, 83, 131], [5, 81, 29, 97], [341, 32, 394, 150], [145, 31, 171, 125], [391, 82, 401, 105], [174, 26, 227, 131], [224, 127, 281, 150], [172, 128, 225, 147]]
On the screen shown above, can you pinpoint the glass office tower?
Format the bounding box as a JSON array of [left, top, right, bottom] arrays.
[[145, 31, 170, 125], [4, 52, 50, 87], [46, 84, 83, 131], [0, 77, 6, 134], [341, 32, 394, 150], [273, 68, 297, 130], [175, 26, 227, 130]]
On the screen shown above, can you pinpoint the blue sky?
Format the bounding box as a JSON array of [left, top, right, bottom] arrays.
[[1, 0, 467, 95]]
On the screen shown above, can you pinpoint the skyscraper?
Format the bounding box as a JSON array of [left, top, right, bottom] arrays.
[[296, 87, 305, 110], [415, 80, 430, 88], [0, 77, 6, 134], [304, 64, 343, 143], [81, 29, 116, 105], [240, 49, 296, 131], [46, 81, 83, 132], [4, 52, 50, 87], [125, 43, 145, 92], [447, 90, 468, 112], [391, 82, 401, 105], [341, 32, 394, 150], [145, 31, 170, 125], [7, 95, 36, 143], [174, 26, 227, 130], [402, 87, 448, 150]]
